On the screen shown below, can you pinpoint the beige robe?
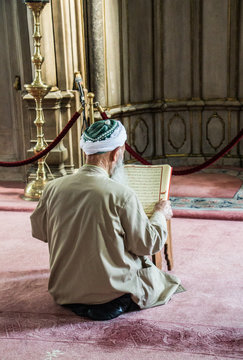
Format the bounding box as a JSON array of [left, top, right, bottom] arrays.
[[31, 165, 184, 309]]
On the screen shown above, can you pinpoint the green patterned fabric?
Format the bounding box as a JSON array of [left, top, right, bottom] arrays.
[[80, 119, 127, 155], [83, 120, 119, 142]]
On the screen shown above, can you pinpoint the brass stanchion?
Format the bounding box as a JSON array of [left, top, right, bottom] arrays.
[[87, 92, 95, 125], [23, 0, 51, 201], [79, 92, 95, 166]]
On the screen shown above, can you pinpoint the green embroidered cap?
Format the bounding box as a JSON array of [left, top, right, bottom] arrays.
[[82, 120, 119, 142], [80, 119, 127, 155]]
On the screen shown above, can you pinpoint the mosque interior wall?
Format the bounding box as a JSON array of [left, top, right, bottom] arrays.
[[0, 0, 242, 181]]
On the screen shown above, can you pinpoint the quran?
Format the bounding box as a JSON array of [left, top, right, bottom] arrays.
[[124, 164, 172, 217]]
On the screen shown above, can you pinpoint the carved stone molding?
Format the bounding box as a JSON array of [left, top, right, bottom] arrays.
[[168, 113, 187, 152], [132, 117, 149, 155], [206, 112, 225, 151], [98, 98, 242, 120]]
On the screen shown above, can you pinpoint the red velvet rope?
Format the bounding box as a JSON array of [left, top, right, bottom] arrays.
[[100, 111, 151, 165], [99, 110, 243, 176], [172, 129, 243, 175], [1, 107, 242, 174], [0, 111, 81, 167]]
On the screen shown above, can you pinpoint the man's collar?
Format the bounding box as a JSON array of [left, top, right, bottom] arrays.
[[81, 164, 109, 177]]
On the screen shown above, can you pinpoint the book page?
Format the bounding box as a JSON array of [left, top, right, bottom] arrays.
[[124, 165, 172, 217]]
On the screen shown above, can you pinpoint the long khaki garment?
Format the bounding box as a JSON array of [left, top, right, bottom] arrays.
[[31, 165, 184, 309]]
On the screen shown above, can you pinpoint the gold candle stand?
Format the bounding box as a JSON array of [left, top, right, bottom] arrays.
[[23, 1, 51, 201]]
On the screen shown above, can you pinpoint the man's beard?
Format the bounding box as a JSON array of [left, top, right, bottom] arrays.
[[110, 153, 127, 185]]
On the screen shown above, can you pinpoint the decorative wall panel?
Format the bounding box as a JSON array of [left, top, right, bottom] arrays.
[[163, 0, 191, 100], [202, 0, 228, 99], [104, 0, 121, 107], [164, 111, 191, 156], [98, 0, 243, 167], [2, 0, 243, 181], [227, 0, 240, 100], [190, 110, 202, 155], [238, 0, 243, 99], [206, 113, 225, 151], [153, 0, 163, 100], [167, 113, 187, 151], [154, 112, 164, 157], [52, 0, 86, 90], [240, 112, 243, 155], [130, 114, 154, 158], [127, 0, 154, 103], [202, 111, 228, 154], [133, 117, 149, 155], [228, 110, 240, 156], [0, 0, 32, 180]]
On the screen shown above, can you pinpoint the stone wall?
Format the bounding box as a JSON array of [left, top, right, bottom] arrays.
[[89, 0, 243, 166], [0, 0, 32, 180], [0, 0, 242, 181], [0, 0, 87, 181]]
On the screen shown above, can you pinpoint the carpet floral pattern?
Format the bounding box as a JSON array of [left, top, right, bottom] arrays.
[[1, 314, 243, 359], [1, 170, 243, 359], [1, 212, 243, 359]]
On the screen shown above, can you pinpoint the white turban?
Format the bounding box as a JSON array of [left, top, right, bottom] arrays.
[[80, 119, 127, 155]]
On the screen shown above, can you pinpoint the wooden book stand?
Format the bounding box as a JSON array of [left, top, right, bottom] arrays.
[[152, 219, 173, 271]]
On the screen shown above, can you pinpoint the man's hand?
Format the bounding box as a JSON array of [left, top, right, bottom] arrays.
[[153, 200, 173, 220]]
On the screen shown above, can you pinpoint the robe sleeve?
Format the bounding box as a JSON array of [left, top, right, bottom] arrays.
[[30, 190, 48, 243], [120, 192, 168, 256]]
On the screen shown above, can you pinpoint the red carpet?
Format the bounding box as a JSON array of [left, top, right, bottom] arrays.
[[1, 168, 243, 221], [170, 170, 243, 221], [0, 181, 35, 212], [173, 208, 243, 221], [170, 172, 242, 198], [0, 210, 243, 359]]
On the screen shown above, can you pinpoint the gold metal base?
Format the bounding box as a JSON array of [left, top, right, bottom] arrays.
[[22, 178, 48, 201]]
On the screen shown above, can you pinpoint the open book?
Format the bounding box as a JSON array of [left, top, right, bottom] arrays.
[[124, 164, 172, 217]]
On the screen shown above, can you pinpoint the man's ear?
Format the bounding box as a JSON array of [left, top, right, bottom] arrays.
[[110, 147, 121, 162]]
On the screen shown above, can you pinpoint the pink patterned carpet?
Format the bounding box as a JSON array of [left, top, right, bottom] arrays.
[[0, 208, 243, 359], [171, 172, 242, 198], [170, 169, 243, 221], [1, 169, 243, 220]]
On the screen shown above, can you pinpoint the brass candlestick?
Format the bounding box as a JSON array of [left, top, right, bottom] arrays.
[[23, 1, 51, 201]]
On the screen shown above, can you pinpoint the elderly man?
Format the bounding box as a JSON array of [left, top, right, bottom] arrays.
[[31, 119, 184, 321]]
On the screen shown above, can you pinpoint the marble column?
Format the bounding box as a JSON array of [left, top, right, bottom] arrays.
[[86, 0, 106, 105]]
